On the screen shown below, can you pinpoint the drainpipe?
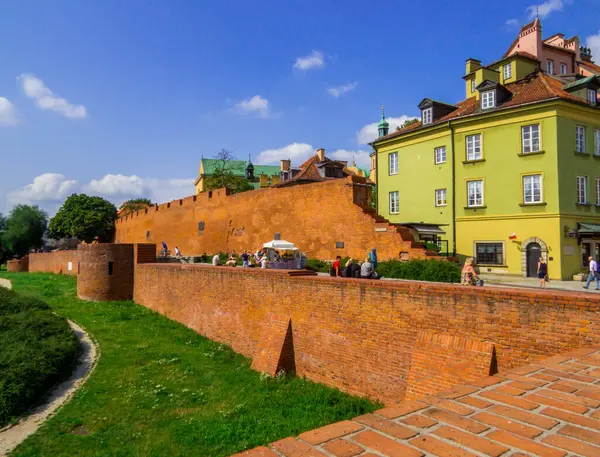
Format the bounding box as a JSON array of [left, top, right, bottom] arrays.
[[448, 120, 456, 257], [374, 147, 379, 214]]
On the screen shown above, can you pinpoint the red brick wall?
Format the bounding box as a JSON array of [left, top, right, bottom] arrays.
[[29, 251, 78, 275], [115, 177, 426, 261], [133, 263, 600, 404], [77, 244, 135, 301], [7, 257, 28, 272]]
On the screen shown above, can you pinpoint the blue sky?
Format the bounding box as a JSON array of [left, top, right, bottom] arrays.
[[1, 0, 599, 214]]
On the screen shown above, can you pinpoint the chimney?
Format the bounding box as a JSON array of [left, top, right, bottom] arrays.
[[316, 148, 325, 161], [465, 58, 482, 74], [280, 159, 291, 172]]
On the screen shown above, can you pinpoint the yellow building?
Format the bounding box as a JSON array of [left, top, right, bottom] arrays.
[[372, 40, 600, 279]]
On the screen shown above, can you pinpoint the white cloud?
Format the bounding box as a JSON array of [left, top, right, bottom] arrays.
[[526, 0, 564, 19], [586, 31, 600, 63], [0, 97, 18, 126], [329, 149, 371, 168], [18, 73, 87, 119], [356, 115, 418, 145], [7, 173, 78, 204], [293, 50, 325, 71], [234, 95, 271, 118], [256, 143, 314, 165], [327, 82, 358, 98], [6, 173, 194, 215], [505, 18, 520, 27]]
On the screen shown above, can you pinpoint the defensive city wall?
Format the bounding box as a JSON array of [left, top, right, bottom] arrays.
[[113, 176, 432, 261], [10, 243, 600, 405]]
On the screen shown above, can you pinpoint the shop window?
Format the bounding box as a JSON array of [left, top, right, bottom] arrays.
[[475, 243, 503, 265]]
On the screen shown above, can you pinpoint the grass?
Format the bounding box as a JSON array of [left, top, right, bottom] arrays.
[[0, 287, 78, 427], [0, 272, 378, 457]]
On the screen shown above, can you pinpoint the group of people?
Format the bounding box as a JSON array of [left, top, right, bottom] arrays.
[[461, 256, 550, 288], [212, 249, 275, 269], [161, 241, 182, 258], [330, 249, 380, 279]]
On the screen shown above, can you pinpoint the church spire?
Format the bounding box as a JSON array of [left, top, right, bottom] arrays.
[[378, 105, 389, 138]]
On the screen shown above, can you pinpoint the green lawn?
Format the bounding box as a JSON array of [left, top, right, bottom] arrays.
[[1, 272, 378, 457]]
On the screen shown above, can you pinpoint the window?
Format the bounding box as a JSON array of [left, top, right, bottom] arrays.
[[521, 124, 541, 153], [576, 126, 586, 153], [108, 261, 114, 276], [467, 180, 484, 207], [389, 191, 399, 214], [597, 178, 600, 205], [476, 243, 503, 265], [389, 152, 398, 175], [523, 174, 543, 204], [434, 146, 446, 164], [481, 91, 495, 109], [325, 167, 343, 178], [471, 79, 476, 93], [422, 108, 433, 125], [547, 59, 554, 75], [560, 63, 568, 74], [435, 189, 447, 206], [577, 176, 588, 204], [587, 89, 597, 105], [596, 130, 600, 156], [466, 134, 482, 161], [503, 64, 512, 80]]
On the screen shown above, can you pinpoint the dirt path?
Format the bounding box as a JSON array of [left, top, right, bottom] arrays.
[[0, 278, 11, 290], [0, 314, 99, 456]]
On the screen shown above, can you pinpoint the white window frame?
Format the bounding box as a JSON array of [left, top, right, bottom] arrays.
[[435, 188, 447, 206], [595, 129, 600, 156], [388, 152, 398, 175], [596, 178, 600, 205], [467, 180, 484, 207], [466, 134, 482, 161], [547, 59, 554, 75], [389, 191, 399, 214], [577, 176, 588, 204], [521, 124, 541, 154], [471, 79, 476, 93], [523, 174, 543, 204], [576, 125, 586, 153], [422, 108, 432, 125], [481, 91, 495, 109], [587, 89, 597, 106], [434, 146, 447, 164], [560, 63, 568, 74], [503, 64, 512, 80]]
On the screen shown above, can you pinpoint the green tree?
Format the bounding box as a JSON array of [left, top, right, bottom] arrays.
[[0, 213, 7, 264], [205, 149, 255, 194], [119, 198, 153, 217], [1, 205, 48, 257], [49, 194, 117, 243], [397, 118, 419, 130]]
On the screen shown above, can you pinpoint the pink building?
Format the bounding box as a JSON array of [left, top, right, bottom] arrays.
[[505, 18, 600, 77]]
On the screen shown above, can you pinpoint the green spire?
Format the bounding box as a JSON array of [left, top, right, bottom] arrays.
[[378, 105, 389, 137]]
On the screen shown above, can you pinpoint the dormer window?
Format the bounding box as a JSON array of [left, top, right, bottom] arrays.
[[481, 91, 495, 109], [503, 64, 512, 80], [588, 89, 597, 106], [471, 79, 476, 93], [422, 108, 433, 125]]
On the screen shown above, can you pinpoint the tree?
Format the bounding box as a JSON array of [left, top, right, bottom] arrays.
[[205, 149, 255, 194], [49, 194, 117, 243], [397, 118, 419, 130], [0, 213, 7, 264], [119, 198, 153, 217], [1, 205, 48, 257]]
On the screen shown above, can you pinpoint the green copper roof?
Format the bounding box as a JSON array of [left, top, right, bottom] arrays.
[[378, 105, 389, 128], [358, 167, 370, 178], [200, 159, 279, 177], [562, 75, 598, 91]]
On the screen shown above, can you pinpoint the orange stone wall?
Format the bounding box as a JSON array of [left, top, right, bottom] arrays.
[[28, 251, 78, 275], [77, 244, 135, 301], [114, 177, 428, 261], [7, 257, 29, 272], [133, 262, 600, 403]]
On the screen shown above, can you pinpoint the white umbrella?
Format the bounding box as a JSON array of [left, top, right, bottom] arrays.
[[263, 240, 298, 250]]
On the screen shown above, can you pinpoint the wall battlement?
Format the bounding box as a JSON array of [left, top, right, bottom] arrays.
[[114, 177, 430, 261]]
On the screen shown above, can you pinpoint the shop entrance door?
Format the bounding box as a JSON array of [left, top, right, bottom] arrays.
[[526, 242, 541, 277]]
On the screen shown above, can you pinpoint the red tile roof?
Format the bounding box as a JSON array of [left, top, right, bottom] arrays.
[[580, 60, 600, 74], [374, 71, 595, 143], [275, 154, 359, 187]]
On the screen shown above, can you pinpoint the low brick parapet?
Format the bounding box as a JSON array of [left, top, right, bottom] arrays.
[[234, 347, 600, 456]]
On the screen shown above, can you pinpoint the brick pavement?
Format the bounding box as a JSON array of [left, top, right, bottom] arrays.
[[232, 347, 600, 456]]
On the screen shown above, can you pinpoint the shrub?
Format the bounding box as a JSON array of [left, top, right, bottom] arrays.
[[0, 287, 78, 427], [377, 259, 461, 283]]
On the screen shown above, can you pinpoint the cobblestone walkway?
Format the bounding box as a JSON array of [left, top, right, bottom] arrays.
[[233, 347, 600, 456]]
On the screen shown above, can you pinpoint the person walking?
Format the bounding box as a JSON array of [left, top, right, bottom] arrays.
[[368, 248, 378, 270], [332, 256, 342, 277], [161, 241, 168, 257], [537, 257, 548, 288], [583, 256, 600, 290], [174, 246, 182, 258], [241, 250, 250, 268]]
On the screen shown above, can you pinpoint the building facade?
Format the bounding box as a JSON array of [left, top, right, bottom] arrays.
[[372, 20, 600, 279], [194, 158, 280, 194]]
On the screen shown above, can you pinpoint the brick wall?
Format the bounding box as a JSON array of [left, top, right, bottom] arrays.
[[134, 263, 600, 404], [7, 257, 28, 272], [115, 177, 427, 261], [28, 251, 78, 275], [77, 244, 135, 301]]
